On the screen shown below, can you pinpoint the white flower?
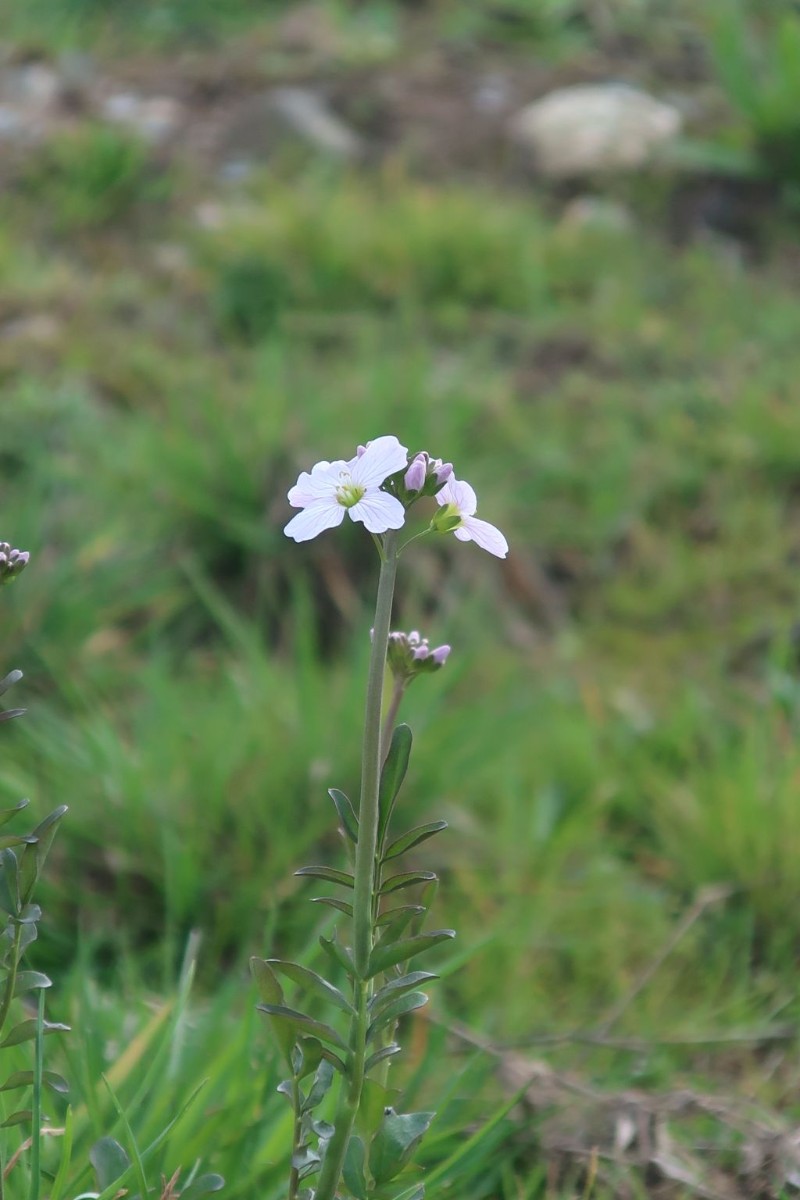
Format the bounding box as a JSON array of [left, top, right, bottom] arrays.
[[284, 436, 408, 542], [434, 476, 508, 558]]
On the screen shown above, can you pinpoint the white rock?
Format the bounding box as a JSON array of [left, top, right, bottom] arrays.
[[102, 92, 183, 143], [0, 104, 24, 140], [509, 83, 682, 177], [271, 86, 363, 160]]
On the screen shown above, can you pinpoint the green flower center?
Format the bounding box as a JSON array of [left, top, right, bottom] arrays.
[[335, 473, 366, 509]]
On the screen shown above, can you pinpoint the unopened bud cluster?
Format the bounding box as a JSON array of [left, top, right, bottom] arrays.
[[0, 544, 29, 587], [402, 452, 453, 499], [387, 630, 451, 684]]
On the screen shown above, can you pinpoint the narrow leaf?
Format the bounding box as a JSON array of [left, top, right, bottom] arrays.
[[0, 671, 22, 697], [250, 958, 295, 1066], [14, 971, 51, 996], [0, 848, 20, 916], [376, 904, 424, 927], [19, 805, 68, 904], [378, 724, 412, 847], [367, 992, 429, 1041], [369, 972, 438, 1014], [367, 930, 455, 978], [329, 788, 359, 844], [318, 1046, 349, 1076], [295, 865, 355, 889], [380, 871, 437, 895], [268, 960, 354, 1015], [257, 1003, 348, 1052], [319, 932, 355, 977], [311, 896, 353, 918], [383, 821, 448, 862], [0, 835, 36, 850], [364, 1043, 402, 1074], [0, 1019, 68, 1048], [0, 799, 28, 829], [1, 1109, 32, 1127], [302, 1059, 334, 1112]]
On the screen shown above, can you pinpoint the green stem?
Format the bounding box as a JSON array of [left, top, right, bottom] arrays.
[[353, 530, 399, 978], [314, 530, 399, 1200], [28, 988, 44, 1200]]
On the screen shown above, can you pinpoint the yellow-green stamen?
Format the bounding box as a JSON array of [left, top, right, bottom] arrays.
[[335, 472, 366, 509]]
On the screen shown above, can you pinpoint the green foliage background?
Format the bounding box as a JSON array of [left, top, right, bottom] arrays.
[[1, 1, 800, 1196]]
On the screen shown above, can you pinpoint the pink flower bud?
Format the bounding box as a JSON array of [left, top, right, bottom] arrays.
[[404, 454, 427, 493], [431, 644, 451, 665]]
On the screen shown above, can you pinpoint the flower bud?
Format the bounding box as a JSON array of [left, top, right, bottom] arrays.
[[0, 544, 30, 586], [404, 454, 427, 493], [386, 629, 451, 683]]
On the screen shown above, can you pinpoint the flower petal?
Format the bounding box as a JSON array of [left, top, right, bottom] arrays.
[[287, 460, 347, 507], [348, 491, 406, 534], [461, 515, 508, 558], [350, 436, 409, 489], [436, 477, 478, 517], [284, 501, 346, 542]]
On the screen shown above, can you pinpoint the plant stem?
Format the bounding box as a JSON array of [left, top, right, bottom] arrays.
[[353, 529, 399, 978], [314, 530, 399, 1200]]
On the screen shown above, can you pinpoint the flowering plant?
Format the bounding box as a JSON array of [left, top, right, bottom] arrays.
[[252, 437, 507, 1200]]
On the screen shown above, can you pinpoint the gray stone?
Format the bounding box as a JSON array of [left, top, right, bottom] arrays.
[[560, 196, 634, 233], [509, 83, 682, 177], [101, 91, 183, 143], [271, 86, 364, 160]]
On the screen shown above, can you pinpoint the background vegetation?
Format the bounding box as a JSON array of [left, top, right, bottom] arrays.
[[2, 1, 800, 1196]]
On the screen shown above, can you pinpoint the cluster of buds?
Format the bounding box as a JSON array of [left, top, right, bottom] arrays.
[[0, 544, 29, 587], [387, 630, 451, 685], [403, 452, 453, 499]]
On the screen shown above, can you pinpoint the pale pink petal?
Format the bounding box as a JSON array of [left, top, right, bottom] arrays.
[[435, 476, 478, 516], [350, 436, 409, 489], [287, 460, 346, 507], [284, 501, 346, 542], [348, 491, 406, 534], [461, 515, 508, 558]]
